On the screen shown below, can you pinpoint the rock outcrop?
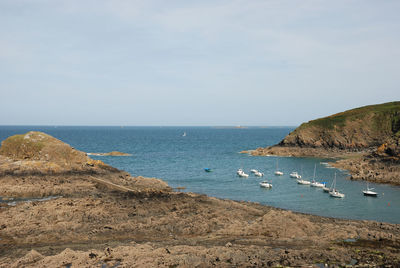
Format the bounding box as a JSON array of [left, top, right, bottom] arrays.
[[0, 131, 89, 164], [0, 131, 121, 177]]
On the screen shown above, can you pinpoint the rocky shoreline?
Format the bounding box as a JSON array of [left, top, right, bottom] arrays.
[[1, 132, 400, 267]]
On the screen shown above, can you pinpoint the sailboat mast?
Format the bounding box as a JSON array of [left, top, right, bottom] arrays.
[[313, 164, 316, 179], [333, 173, 337, 190], [329, 173, 335, 191]]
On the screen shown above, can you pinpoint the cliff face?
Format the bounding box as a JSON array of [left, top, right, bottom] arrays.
[[279, 102, 400, 150]]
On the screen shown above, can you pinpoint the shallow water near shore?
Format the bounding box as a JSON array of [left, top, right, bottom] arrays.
[[1, 126, 399, 223]]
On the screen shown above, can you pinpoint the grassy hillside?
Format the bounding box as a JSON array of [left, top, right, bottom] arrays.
[[280, 101, 400, 149], [0, 131, 89, 165]]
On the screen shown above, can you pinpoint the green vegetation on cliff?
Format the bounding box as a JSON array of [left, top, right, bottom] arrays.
[[304, 101, 400, 131], [280, 101, 400, 149], [0, 134, 45, 159]]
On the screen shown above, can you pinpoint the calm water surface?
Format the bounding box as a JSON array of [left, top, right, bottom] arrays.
[[1, 126, 399, 223]]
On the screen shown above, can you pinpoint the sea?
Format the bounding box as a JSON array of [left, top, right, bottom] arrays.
[[1, 126, 399, 224]]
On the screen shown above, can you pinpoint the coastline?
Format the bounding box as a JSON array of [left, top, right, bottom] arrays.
[[1, 132, 400, 266]]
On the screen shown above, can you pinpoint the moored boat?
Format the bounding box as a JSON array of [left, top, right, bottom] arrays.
[[259, 181, 272, 188], [363, 182, 378, 197], [237, 169, 249, 178], [254, 171, 264, 177], [297, 179, 311, 185], [290, 171, 301, 178], [311, 181, 325, 187], [274, 159, 283, 176], [330, 189, 345, 198], [310, 164, 324, 187], [329, 173, 345, 198]]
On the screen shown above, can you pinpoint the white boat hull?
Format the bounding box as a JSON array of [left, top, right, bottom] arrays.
[[289, 172, 301, 178], [311, 182, 325, 187], [260, 182, 272, 188], [363, 190, 378, 197], [330, 190, 345, 198], [297, 179, 310, 185], [363, 183, 378, 197]]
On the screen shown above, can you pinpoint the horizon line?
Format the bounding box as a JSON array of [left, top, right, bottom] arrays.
[[0, 124, 298, 128]]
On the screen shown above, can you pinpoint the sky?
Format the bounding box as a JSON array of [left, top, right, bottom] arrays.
[[1, 0, 399, 126]]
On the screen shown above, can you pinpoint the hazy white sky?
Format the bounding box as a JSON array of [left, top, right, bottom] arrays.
[[1, 0, 399, 126]]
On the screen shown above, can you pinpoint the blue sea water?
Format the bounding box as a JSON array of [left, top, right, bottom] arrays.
[[1, 126, 399, 224]]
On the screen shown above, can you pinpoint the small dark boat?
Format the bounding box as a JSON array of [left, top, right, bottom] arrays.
[[204, 168, 212, 172]]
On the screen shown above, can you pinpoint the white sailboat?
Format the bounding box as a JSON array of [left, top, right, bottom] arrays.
[[296, 166, 311, 185], [239, 172, 249, 178], [289, 171, 301, 178], [260, 181, 272, 188], [182, 132, 187, 137], [296, 166, 310, 185], [329, 173, 345, 198], [274, 159, 283, 176], [237, 168, 249, 178], [310, 164, 325, 187], [363, 182, 378, 197], [254, 171, 264, 177], [297, 178, 311, 185]]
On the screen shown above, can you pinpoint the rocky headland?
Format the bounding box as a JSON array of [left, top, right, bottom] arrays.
[[1, 131, 400, 267], [245, 102, 400, 185]]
